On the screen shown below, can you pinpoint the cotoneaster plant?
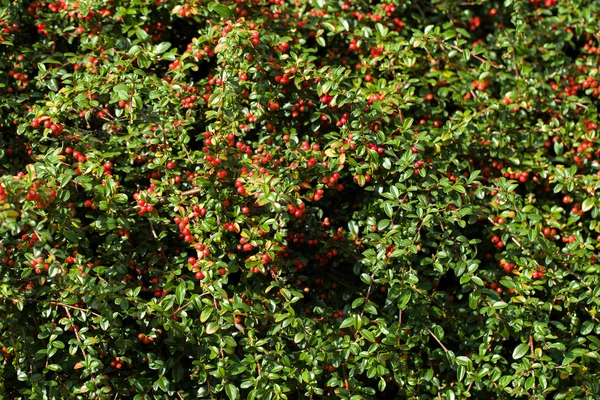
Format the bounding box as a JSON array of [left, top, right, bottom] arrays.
[[1, 0, 600, 399]]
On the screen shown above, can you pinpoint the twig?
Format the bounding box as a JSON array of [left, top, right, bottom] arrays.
[[398, 308, 402, 331], [553, 98, 588, 109], [360, 273, 375, 318], [149, 220, 158, 239], [0, 295, 102, 318], [180, 187, 203, 197], [450, 45, 504, 69], [63, 306, 95, 381], [529, 335, 534, 356], [173, 300, 194, 315], [424, 325, 448, 352]]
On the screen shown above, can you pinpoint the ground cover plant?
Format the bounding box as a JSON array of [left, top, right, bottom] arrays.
[[1, 0, 600, 398]]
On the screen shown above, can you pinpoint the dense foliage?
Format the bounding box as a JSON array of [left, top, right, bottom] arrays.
[[1, 0, 600, 398]]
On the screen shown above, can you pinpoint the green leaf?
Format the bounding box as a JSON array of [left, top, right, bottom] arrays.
[[294, 332, 305, 343], [455, 356, 470, 366], [176, 281, 186, 305], [361, 329, 376, 343], [581, 321, 594, 335], [582, 198, 594, 212], [64, 230, 79, 243], [340, 316, 355, 329], [225, 384, 239, 400], [153, 376, 169, 392], [200, 307, 213, 323], [82, 337, 98, 346], [512, 343, 529, 360], [348, 220, 359, 236], [206, 322, 219, 334], [208, 2, 234, 18], [155, 42, 171, 54], [383, 202, 394, 218], [128, 45, 142, 55], [48, 79, 59, 92], [352, 297, 365, 308]]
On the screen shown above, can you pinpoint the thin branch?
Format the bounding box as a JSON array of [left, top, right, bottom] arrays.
[[180, 187, 203, 197], [0, 295, 102, 318], [63, 306, 96, 381], [553, 98, 588, 109], [424, 325, 448, 352], [360, 273, 375, 318], [450, 44, 504, 69], [149, 219, 158, 239]]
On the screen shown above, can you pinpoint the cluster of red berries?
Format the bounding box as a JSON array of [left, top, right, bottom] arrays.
[[499, 261, 514, 273], [30, 118, 64, 136], [471, 79, 489, 91], [288, 202, 306, 218], [109, 357, 128, 369], [530, 0, 558, 7], [234, 179, 248, 196], [583, 120, 598, 132], [141, 20, 165, 42], [503, 170, 530, 182], [582, 75, 599, 97], [191, 204, 207, 218], [137, 332, 157, 345], [556, 75, 581, 98], [204, 153, 224, 167], [7, 62, 30, 92], [468, 16, 481, 31], [274, 73, 292, 85], [300, 141, 320, 151], [118, 229, 130, 238], [27, 1, 64, 18], [322, 172, 344, 191], [532, 267, 545, 279], [249, 29, 260, 46], [177, 84, 199, 108], [541, 226, 557, 239], [310, 188, 325, 201], [173, 216, 194, 243], [414, 160, 425, 175], [290, 99, 312, 118], [238, 237, 254, 252], [1, 346, 10, 359], [320, 93, 333, 105], [223, 222, 238, 233], [135, 199, 154, 216], [73, 56, 102, 75], [187, 256, 205, 279], [353, 174, 371, 184], [491, 235, 504, 250], [561, 235, 576, 244], [367, 93, 384, 106], [336, 112, 349, 127], [168, 59, 180, 70], [367, 143, 385, 154], [235, 142, 253, 155]]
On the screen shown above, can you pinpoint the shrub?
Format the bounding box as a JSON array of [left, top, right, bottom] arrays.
[[1, 0, 600, 398]]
